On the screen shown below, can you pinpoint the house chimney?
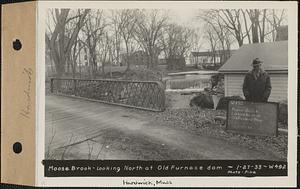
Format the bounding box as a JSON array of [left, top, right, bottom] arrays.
[[276, 25, 288, 41]]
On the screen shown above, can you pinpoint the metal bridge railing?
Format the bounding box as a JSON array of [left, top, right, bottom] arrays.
[[50, 78, 166, 112]]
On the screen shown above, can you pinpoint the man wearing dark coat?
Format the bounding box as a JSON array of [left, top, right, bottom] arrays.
[[243, 58, 272, 102]]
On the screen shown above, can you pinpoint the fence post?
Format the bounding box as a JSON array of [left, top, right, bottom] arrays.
[[74, 79, 77, 96], [157, 81, 166, 111], [50, 78, 54, 93], [161, 88, 166, 111]]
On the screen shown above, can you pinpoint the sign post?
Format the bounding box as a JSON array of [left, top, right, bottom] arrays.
[[226, 100, 279, 136]]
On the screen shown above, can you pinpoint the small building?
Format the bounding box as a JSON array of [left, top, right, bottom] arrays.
[[218, 41, 288, 102], [191, 49, 236, 69]]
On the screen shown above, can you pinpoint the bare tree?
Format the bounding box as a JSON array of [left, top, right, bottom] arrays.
[[218, 9, 246, 47], [97, 32, 111, 76], [200, 9, 287, 47], [69, 39, 85, 78], [113, 9, 139, 71], [204, 25, 218, 65], [81, 10, 107, 78], [200, 10, 233, 64], [266, 9, 287, 41], [134, 10, 169, 69], [200, 9, 246, 47], [109, 10, 122, 67], [244, 9, 287, 43], [159, 23, 193, 70], [160, 23, 193, 58], [246, 9, 260, 43], [189, 28, 204, 52], [45, 9, 90, 78], [245, 9, 270, 43], [188, 28, 204, 68]]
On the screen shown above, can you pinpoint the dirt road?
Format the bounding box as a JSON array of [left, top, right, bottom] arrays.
[[46, 95, 279, 160]]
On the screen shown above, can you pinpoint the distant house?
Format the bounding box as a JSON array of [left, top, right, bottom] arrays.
[[218, 41, 288, 102], [191, 49, 236, 69]]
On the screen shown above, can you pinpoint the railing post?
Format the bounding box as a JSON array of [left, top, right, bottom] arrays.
[[74, 79, 77, 96], [159, 83, 166, 111], [50, 78, 54, 93]]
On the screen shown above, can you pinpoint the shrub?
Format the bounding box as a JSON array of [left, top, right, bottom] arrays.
[[190, 92, 214, 109], [210, 73, 224, 89]]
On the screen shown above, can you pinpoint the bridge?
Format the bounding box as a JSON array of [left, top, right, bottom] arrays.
[[46, 78, 279, 160]]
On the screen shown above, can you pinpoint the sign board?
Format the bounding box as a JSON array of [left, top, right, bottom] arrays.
[[226, 100, 279, 136]]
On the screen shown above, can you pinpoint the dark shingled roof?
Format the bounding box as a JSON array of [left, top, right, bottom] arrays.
[[219, 41, 288, 73]]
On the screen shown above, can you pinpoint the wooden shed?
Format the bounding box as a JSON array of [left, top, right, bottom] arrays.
[[218, 41, 288, 102]]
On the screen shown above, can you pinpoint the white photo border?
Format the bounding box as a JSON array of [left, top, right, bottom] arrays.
[[36, 1, 298, 187]]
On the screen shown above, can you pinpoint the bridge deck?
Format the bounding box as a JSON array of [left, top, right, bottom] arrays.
[[45, 95, 279, 160]]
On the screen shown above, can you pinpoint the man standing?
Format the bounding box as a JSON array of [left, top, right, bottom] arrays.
[[243, 58, 272, 102]]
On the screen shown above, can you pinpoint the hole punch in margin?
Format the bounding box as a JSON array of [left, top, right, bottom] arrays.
[[13, 39, 22, 51], [13, 142, 22, 154]]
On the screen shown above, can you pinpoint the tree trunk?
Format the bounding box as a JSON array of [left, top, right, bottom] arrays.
[[125, 42, 130, 71], [249, 9, 260, 43], [92, 57, 97, 78], [47, 9, 90, 79], [236, 32, 243, 47], [260, 9, 267, 43], [56, 60, 65, 78], [146, 54, 150, 69], [241, 10, 251, 44], [101, 62, 105, 77]]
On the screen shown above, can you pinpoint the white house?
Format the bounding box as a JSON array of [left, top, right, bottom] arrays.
[[218, 41, 288, 102]]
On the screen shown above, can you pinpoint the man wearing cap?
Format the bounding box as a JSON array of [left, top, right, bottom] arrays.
[[243, 58, 272, 102]]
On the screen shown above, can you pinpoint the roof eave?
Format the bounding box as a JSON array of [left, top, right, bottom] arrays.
[[219, 69, 288, 74]]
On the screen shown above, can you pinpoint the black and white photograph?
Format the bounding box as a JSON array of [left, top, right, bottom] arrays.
[[45, 7, 288, 160], [39, 1, 297, 186]]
